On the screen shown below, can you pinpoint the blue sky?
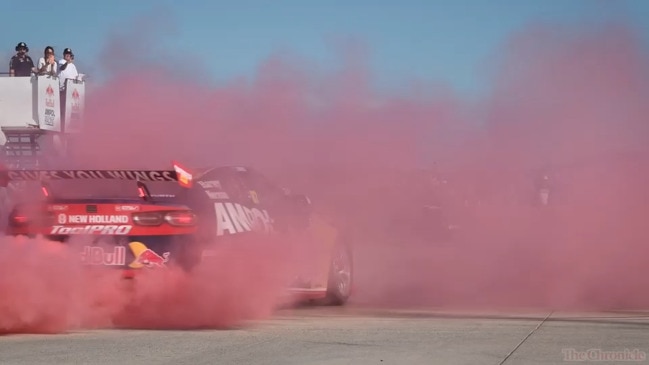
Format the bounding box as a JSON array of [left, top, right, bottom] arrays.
[[2, 0, 648, 99]]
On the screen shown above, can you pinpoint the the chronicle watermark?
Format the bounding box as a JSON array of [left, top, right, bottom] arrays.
[[562, 348, 647, 362]]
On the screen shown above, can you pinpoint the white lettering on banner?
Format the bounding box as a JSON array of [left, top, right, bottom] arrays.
[[67, 215, 128, 224], [50, 225, 133, 235], [80, 246, 126, 266], [6, 170, 177, 182], [214, 202, 273, 236], [102, 170, 175, 181]]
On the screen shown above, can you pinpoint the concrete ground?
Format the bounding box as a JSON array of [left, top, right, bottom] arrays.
[[1, 306, 648, 365]]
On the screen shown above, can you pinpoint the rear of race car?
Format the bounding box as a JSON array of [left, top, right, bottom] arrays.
[[7, 200, 198, 272], [2, 164, 202, 275]]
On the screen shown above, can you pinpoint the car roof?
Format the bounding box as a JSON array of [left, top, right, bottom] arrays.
[[193, 165, 252, 179]]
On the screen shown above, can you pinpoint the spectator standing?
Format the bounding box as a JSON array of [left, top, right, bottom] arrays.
[[57, 48, 79, 126], [9, 42, 34, 77], [36, 46, 57, 76]]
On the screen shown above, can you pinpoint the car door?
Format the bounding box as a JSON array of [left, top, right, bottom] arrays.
[[187, 167, 249, 244], [228, 167, 290, 232], [233, 168, 337, 290]]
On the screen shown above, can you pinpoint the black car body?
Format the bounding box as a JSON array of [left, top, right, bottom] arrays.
[[1, 163, 353, 305]]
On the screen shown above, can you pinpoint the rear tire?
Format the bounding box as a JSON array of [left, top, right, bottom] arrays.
[[325, 240, 353, 306]]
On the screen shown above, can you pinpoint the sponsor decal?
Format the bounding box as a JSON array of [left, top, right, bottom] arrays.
[[249, 190, 260, 204], [50, 225, 133, 235], [67, 215, 129, 224], [64, 82, 85, 133], [206, 191, 229, 200], [198, 180, 222, 189], [152, 194, 175, 198], [48, 205, 68, 211], [115, 205, 140, 212], [78, 242, 170, 268], [128, 241, 170, 268], [70, 89, 81, 113], [6, 170, 177, 182], [43, 85, 56, 126], [67, 87, 83, 131], [45, 85, 55, 107], [214, 202, 273, 236], [80, 246, 126, 266], [37, 76, 60, 131], [57, 214, 67, 224]]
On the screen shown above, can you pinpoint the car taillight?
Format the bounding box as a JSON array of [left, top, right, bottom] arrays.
[[132, 211, 196, 226], [138, 186, 147, 198], [12, 214, 28, 224], [9, 208, 28, 224], [132, 212, 164, 226], [164, 211, 196, 226]]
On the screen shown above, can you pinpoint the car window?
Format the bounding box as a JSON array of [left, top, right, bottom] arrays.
[[234, 168, 285, 205], [197, 168, 248, 202]]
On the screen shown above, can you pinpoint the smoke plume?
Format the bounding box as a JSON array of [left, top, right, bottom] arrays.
[[1, 17, 648, 333]]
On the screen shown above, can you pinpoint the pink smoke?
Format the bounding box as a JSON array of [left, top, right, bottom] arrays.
[[1, 18, 648, 334]]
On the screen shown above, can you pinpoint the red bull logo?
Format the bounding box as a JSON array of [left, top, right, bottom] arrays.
[[128, 241, 170, 268], [80, 246, 126, 266], [77, 242, 169, 268]]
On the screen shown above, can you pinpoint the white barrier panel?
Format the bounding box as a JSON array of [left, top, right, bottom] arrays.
[[0, 76, 37, 130], [64, 78, 85, 133], [36, 75, 62, 132]]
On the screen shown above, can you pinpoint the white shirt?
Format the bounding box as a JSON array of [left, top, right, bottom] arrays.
[[57, 60, 79, 91], [37, 57, 57, 75]]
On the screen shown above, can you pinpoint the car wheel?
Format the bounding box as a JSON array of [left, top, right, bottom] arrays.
[[325, 241, 353, 305]]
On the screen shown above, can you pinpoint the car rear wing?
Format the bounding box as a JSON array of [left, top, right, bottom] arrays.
[[0, 162, 195, 189]]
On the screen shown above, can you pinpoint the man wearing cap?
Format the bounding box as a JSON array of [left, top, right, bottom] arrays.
[[57, 48, 79, 126], [57, 48, 78, 88], [9, 42, 35, 77]]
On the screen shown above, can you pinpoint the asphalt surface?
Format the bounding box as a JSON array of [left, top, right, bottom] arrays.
[[1, 307, 649, 365]]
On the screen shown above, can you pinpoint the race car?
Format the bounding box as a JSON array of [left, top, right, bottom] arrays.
[[1, 163, 353, 305]]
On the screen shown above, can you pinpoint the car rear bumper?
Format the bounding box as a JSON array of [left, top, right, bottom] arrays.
[[6, 232, 198, 271]]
